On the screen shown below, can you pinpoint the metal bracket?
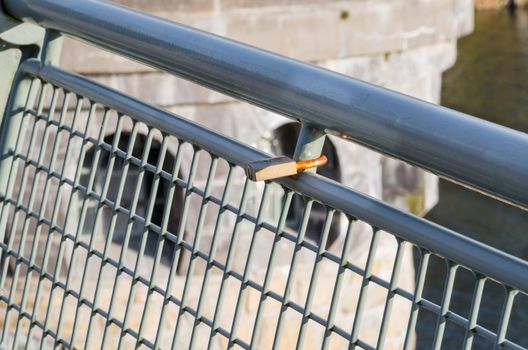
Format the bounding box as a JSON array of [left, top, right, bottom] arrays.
[[293, 123, 327, 170]]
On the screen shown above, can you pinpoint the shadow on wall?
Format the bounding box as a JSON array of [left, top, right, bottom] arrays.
[[80, 133, 187, 274]]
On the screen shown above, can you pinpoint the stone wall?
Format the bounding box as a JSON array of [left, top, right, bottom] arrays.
[[0, 0, 474, 349]]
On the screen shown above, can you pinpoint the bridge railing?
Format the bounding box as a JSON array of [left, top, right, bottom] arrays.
[[0, 0, 527, 349]]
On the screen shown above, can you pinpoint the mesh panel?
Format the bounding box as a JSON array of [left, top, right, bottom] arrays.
[[0, 70, 526, 350]]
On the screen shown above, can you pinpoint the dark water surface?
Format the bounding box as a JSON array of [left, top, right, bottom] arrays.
[[417, 8, 528, 349]]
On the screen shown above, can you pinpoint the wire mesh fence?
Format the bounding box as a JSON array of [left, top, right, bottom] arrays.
[[0, 62, 526, 350]]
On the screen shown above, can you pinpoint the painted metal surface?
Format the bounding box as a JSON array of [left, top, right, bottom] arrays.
[[0, 60, 525, 348], [0, 1, 527, 349]]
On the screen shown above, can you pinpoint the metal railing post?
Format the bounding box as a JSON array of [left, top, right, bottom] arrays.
[[0, 13, 45, 226], [39, 29, 63, 66], [0, 9, 47, 348], [0, 7, 45, 117], [293, 124, 326, 167], [0, 12, 62, 227]]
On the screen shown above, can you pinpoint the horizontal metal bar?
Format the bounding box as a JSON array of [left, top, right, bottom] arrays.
[[5, 0, 528, 209], [15, 61, 528, 294]]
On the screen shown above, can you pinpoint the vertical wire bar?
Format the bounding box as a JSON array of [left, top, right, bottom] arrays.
[[321, 217, 356, 349], [110, 128, 155, 348], [375, 238, 405, 349], [54, 100, 98, 345], [150, 140, 186, 349], [148, 143, 199, 349], [1, 82, 51, 345], [295, 208, 335, 350], [114, 130, 168, 347], [39, 30, 63, 67], [99, 123, 141, 348], [26, 90, 72, 344], [116, 126, 164, 345], [125, 135, 171, 347], [83, 115, 125, 350], [403, 249, 430, 350], [132, 135, 176, 348], [37, 95, 84, 348], [207, 178, 252, 349], [249, 189, 294, 349], [349, 226, 381, 349], [188, 165, 234, 350], [493, 288, 518, 350], [171, 156, 218, 345], [10, 86, 60, 346], [271, 199, 314, 350], [158, 147, 201, 349], [432, 261, 458, 350], [136, 141, 197, 348], [462, 274, 486, 350], [227, 184, 272, 349], [0, 78, 39, 272], [68, 109, 111, 347]]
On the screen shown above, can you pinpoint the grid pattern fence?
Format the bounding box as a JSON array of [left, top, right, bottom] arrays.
[[0, 60, 526, 350]]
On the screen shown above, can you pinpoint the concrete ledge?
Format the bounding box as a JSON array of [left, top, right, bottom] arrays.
[[60, 0, 472, 74]]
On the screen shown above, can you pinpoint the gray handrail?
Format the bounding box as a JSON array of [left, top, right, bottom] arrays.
[[20, 59, 528, 293], [4, 0, 528, 209]]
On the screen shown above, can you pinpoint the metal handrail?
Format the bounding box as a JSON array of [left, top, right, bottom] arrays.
[[5, 0, 528, 209], [21, 59, 528, 293]]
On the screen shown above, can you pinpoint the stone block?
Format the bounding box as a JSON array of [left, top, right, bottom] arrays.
[[339, 0, 460, 57], [60, 0, 470, 75], [84, 40, 456, 109], [322, 41, 456, 92], [112, 0, 214, 13], [91, 71, 233, 106], [455, 0, 475, 37], [224, 9, 341, 62], [219, 0, 331, 11], [60, 37, 154, 74]]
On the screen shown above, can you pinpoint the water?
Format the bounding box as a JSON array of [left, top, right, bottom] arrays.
[[416, 8, 528, 349]]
